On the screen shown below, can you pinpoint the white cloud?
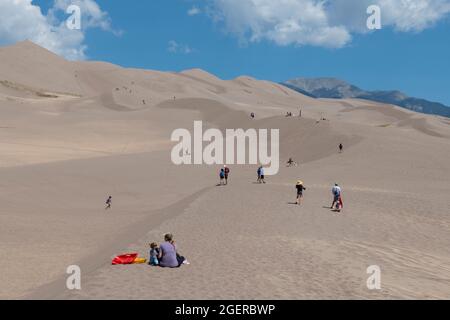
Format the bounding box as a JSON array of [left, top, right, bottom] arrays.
[[206, 0, 450, 48], [168, 40, 195, 54], [188, 6, 201, 16], [328, 0, 450, 33], [0, 0, 118, 60], [377, 0, 450, 32], [207, 0, 351, 48]]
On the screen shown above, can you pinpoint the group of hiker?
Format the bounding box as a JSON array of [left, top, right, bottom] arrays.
[[295, 181, 343, 211], [107, 142, 345, 210], [215, 143, 345, 211], [250, 107, 303, 120], [294, 143, 344, 210], [219, 165, 230, 185], [219, 165, 267, 185], [257, 166, 266, 184], [109, 142, 345, 268], [286, 108, 303, 118]]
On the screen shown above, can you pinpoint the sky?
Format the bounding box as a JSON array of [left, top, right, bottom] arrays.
[[1, 0, 450, 105]]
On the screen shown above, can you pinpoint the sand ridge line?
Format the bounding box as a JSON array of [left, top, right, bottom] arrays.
[[0, 140, 116, 155], [23, 185, 213, 300], [175, 72, 227, 94]]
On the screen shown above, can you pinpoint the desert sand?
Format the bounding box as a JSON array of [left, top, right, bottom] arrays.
[[0, 41, 449, 300]]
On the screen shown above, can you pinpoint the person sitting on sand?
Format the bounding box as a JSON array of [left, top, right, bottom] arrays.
[[158, 234, 188, 268], [296, 181, 306, 205], [149, 242, 160, 266]]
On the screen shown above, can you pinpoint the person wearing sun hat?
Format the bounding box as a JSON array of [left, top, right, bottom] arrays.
[[296, 180, 306, 205]]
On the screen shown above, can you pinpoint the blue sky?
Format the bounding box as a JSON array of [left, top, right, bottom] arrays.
[[9, 1, 450, 105]]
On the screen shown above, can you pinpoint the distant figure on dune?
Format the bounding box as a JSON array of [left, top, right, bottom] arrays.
[[257, 166, 266, 184], [250, 112, 255, 119], [287, 158, 298, 167], [299, 108, 302, 117], [224, 165, 230, 185], [158, 233, 188, 268], [339, 143, 343, 153], [219, 168, 225, 185], [331, 184, 343, 212], [296, 181, 306, 205], [105, 196, 112, 210]]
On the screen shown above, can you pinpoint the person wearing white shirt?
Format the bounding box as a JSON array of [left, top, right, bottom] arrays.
[[331, 184, 341, 209]]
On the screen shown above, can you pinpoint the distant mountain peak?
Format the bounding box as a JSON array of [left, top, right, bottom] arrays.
[[282, 77, 450, 118], [284, 77, 365, 99]]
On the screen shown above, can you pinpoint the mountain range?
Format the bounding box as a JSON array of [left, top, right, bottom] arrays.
[[282, 78, 450, 118]]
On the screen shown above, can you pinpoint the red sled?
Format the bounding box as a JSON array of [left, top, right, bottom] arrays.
[[112, 253, 138, 265]]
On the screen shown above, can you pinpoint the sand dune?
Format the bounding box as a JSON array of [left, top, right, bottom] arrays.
[[0, 41, 449, 299]]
